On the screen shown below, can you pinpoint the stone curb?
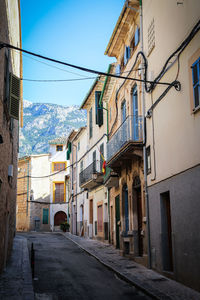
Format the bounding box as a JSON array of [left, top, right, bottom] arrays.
[[22, 238, 34, 300], [61, 233, 160, 300]]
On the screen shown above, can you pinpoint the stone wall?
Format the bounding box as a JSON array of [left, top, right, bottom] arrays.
[[0, 0, 21, 272]]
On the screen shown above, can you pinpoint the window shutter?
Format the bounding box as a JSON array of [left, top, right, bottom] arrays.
[[100, 143, 104, 171], [43, 208, 48, 224], [127, 46, 131, 60], [95, 91, 103, 127], [135, 27, 139, 46], [68, 142, 71, 153], [115, 64, 121, 75], [192, 58, 200, 109], [124, 46, 131, 65], [124, 47, 128, 65], [9, 73, 21, 120], [89, 108, 93, 138], [66, 150, 70, 160]]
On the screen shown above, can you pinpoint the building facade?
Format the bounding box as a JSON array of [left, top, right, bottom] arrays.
[[17, 154, 50, 232], [104, 0, 148, 266], [49, 137, 69, 231], [143, 0, 200, 291], [79, 75, 109, 241], [0, 0, 22, 272]]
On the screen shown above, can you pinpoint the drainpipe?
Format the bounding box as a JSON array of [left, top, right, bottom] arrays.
[[140, 0, 151, 268], [99, 64, 111, 143]]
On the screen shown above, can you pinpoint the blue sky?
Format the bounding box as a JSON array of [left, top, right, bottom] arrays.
[[21, 0, 124, 106]]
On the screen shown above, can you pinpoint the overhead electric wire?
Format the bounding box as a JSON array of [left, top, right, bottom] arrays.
[[109, 19, 200, 137], [0, 41, 176, 87], [21, 76, 97, 82], [19, 51, 89, 78]]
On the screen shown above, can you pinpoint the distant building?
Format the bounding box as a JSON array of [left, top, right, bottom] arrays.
[[79, 75, 109, 242], [17, 154, 50, 232], [0, 0, 22, 272], [70, 127, 88, 237], [49, 137, 69, 231]]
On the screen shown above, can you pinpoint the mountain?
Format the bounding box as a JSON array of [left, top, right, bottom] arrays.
[[19, 100, 86, 157]]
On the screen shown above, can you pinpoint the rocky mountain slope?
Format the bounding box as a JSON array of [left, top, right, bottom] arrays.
[[19, 100, 86, 157]]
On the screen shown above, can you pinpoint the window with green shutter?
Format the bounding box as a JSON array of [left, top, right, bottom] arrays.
[[95, 91, 103, 127], [43, 208, 49, 224], [89, 107, 93, 138]]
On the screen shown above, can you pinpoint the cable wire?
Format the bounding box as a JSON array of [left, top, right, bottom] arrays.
[[21, 76, 97, 82], [0, 41, 176, 87]]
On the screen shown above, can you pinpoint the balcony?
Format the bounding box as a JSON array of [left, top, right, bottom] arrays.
[[79, 160, 104, 190], [104, 167, 119, 188], [107, 115, 143, 170]]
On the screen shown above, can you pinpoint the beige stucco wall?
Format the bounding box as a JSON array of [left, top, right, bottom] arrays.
[[143, 0, 200, 185]]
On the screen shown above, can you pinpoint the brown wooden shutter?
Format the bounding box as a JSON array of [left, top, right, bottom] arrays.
[[9, 73, 21, 120], [55, 183, 64, 202]]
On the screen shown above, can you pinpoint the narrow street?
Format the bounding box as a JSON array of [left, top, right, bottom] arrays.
[[20, 232, 150, 300]]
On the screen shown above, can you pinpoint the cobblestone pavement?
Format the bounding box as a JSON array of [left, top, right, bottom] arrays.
[[0, 235, 34, 300], [63, 232, 200, 300]]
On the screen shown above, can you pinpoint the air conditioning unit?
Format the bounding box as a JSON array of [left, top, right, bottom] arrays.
[[8, 164, 13, 177]]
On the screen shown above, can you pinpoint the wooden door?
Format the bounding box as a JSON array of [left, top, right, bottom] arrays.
[[136, 188, 143, 256]]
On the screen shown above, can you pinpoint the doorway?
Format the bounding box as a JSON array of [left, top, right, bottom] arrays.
[[54, 211, 67, 226], [122, 185, 129, 235], [133, 176, 143, 256], [115, 195, 120, 248], [160, 191, 173, 272]]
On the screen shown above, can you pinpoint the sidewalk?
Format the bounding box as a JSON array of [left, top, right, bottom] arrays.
[[0, 235, 34, 300], [63, 232, 200, 300]]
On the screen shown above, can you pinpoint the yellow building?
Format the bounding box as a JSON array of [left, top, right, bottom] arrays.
[[104, 0, 148, 266]]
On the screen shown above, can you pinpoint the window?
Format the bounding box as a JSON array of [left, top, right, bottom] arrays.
[[52, 162, 66, 172], [192, 57, 200, 109], [146, 146, 151, 174], [92, 150, 96, 172], [80, 160, 83, 173], [89, 107, 93, 138], [56, 145, 63, 151], [78, 141, 80, 151], [116, 64, 121, 75], [124, 46, 131, 65], [121, 100, 126, 123], [100, 143, 104, 172], [54, 182, 65, 203], [43, 208, 49, 224], [135, 26, 140, 47], [95, 91, 103, 126]]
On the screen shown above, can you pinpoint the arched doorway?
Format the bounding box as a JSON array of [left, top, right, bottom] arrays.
[[133, 176, 143, 256], [54, 211, 67, 226]]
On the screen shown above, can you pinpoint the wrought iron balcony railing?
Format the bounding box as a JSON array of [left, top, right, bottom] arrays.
[[79, 160, 102, 187], [107, 115, 143, 162]]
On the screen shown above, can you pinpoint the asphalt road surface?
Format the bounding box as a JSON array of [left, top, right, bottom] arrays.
[[22, 232, 151, 300]]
